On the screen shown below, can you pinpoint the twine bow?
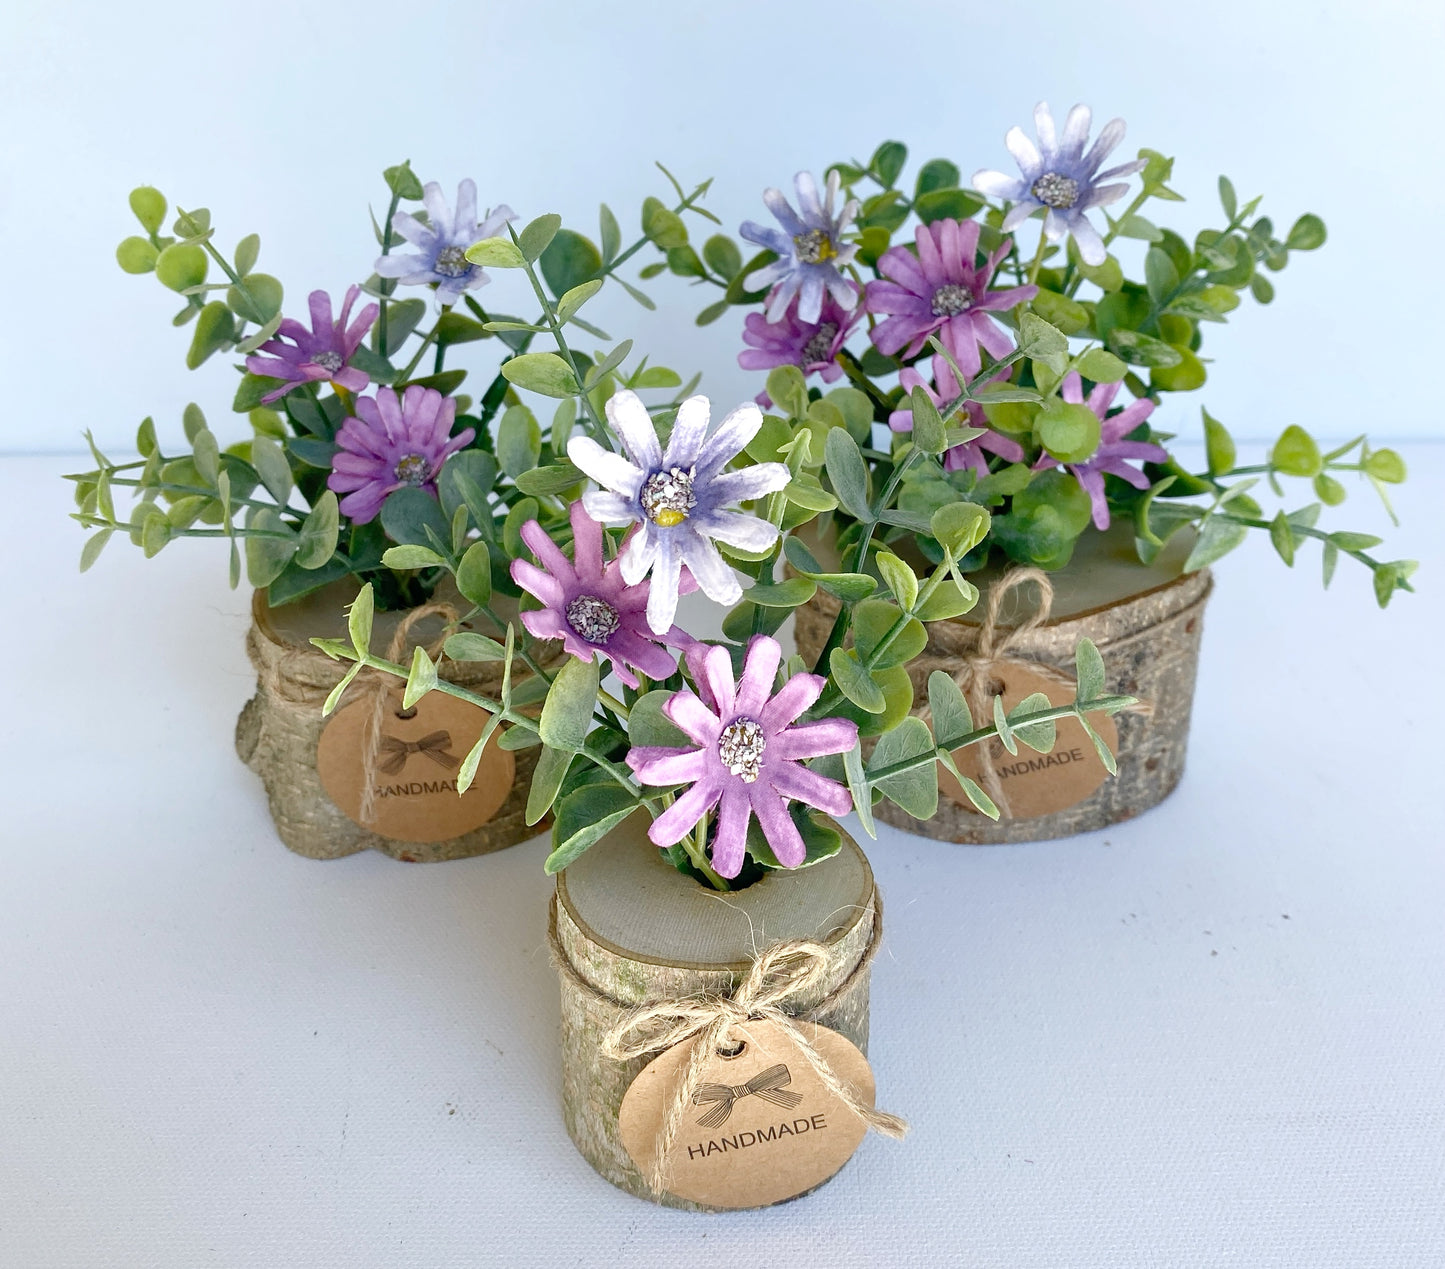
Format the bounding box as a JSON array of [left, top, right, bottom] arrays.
[[601, 938, 908, 1194], [692, 1063, 802, 1129], [356, 602, 460, 826], [375, 730, 459, 777], [924, 567, 1150, 819]]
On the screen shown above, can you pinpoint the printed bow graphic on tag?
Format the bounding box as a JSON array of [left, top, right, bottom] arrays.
[[691, 1063, 803, 1129], [375, 730, 460, 776]]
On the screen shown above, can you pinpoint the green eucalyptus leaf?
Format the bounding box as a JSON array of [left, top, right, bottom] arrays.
[[1075, 348, 1127, 383], [518, 213, 561, 263], [402, 645, 439, 709], [544, 789, 638, 873], [382, 544, 447, 570], [456, 540, 493, 608], [445, 632, 506, 662], [824, 427, 870, 520], [464, 237, 526, 268], [527, 744, 574, 825], [502, 352, 579, 399], [1184, 515, 1248, 572], [1271, 425, 1322, 477], [928, 671, 973, 747], [295, 490, 338, 569], [1203, 408, 1236, 478], [829, 648, 885, 714], [497, 405, 543, 477], [866, 716, 937, 819], [538, 656, 599, 751], [875, 551, 919, 612]]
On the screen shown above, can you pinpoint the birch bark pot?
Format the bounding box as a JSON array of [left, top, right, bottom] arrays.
[[792, 523, 1212, 845], [233, 578, 556, 862], [553, 813, 877, 1210]]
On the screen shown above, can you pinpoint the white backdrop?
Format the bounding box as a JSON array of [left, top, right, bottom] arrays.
[[2, 0, 1442, 454]]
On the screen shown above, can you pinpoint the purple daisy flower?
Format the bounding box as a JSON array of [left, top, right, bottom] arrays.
[[567, 390, 791, 636], [972, 102, 1147, 267], [739, 171, 860, 325], [866, 218, 1036, 376], [739, 291, 862, 389], [626, 636, 858, 879], [327, 385, 475, 525], [889, 355, 1027, 478], [244, 286, 379, 405], [510, 501, 695, 690], [374, 179, 515, 307], [1032, 371, 1168, 530]]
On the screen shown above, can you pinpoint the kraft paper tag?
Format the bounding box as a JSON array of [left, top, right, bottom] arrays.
[[940, 662, 1118, 819], [316, 689, 513, 842], [617, 1019, 873, 1209]]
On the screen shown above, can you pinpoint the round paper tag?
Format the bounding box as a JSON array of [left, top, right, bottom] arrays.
[[617, 1019, 874, 1209], [940, 663, 1119, 819], [315, 688, 513, 842]]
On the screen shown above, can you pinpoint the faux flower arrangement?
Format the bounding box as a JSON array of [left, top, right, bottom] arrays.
[[651, 104, 1415, 611], [73, 161, 720, 618], [319, 376, 1138, 884], [73, 154, 1144, 878]]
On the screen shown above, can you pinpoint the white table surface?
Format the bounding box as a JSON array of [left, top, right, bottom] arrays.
[[2, 449, 1442, 1268]]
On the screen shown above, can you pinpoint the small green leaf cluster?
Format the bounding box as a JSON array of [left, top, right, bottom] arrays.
[[116, 187, 283, 368]]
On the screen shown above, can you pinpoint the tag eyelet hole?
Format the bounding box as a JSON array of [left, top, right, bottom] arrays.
[[716, 1039, 746, 1060]]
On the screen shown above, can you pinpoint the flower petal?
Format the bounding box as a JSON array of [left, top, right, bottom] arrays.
[[676, 534, 741, 606], [769, 760, 853, 817], [768, 718, 857, 762], [1004, 125, 1042, 175], [647, 776, 724, 847], [699, 642, 738, 718], [568, 436, 645, 499], [972, 170, 1029, 201], [604, 389, 663, 471], [628, 746, 709, 786], [760, 675, 825, 733], [693, 402, 764, 483], [692, 507, 781, 553], [748, 787, 805, 868], [735, 636, 781, 718], [711, 784, 753, 879], [581, 490, 637, 525], [664, 394, 711, 469], [645, 535, 682, 633], [664, 690, 723, 745]]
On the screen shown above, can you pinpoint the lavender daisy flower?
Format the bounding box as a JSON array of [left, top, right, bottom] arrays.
[[327, 385, 475, 525], [627, 636, 858, 878], [866, 218, 1036, 376], [972, 103, 1147, 266], [567, 390, 791, 635], [374, 179, 515, 307], [740, 171, 860, 325], [244, 286, 379, 404], [889, 355, 1026, 478], [510, 502, 695, 690], [1032, 371, 1167, 530], [739, 291, 862, 388]]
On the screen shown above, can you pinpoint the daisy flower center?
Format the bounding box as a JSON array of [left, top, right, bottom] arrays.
[[393, 453, 430, 485], [310, 350, 345, 373], [718, 717, 766, 783], [793, 229, 837, 265], [930, 284, 973, 317], [640, 466, 697, 528], [565, 594, 620, 644], [800, 323, 839, 365], [1031, 172, 1080, 209], [433, 245, 471, 278]]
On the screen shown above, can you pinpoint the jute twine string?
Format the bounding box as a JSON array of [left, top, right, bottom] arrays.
[[549, 891, 906, 1196], [355, 602, 459, 826], [914, 567, 1153, 818]]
